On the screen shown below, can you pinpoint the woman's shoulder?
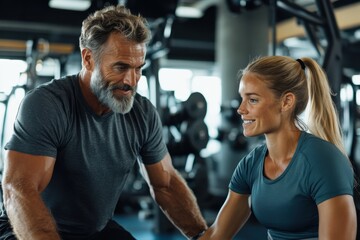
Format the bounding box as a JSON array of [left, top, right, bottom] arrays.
[[300, 132, 341, 152], [298, 131, 348, 166]]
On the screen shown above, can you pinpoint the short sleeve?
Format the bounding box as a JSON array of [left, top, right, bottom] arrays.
[[138, 99, 168, 165], [5, 88, 66, 157], [229, 147, 263, 194], [308, 141, 354, 205], [229, 159, 251, 194]]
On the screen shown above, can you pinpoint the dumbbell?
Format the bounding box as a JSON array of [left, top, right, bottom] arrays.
[[162, 92, 207, 126], [167, 119, 209, 156]]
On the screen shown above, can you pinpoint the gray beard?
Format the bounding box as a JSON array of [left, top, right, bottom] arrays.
[[90, 67, 136, 114]]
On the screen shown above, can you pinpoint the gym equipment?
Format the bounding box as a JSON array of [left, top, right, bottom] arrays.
[[0, 85, 26, 164], [339, 78, 357, 157], [271, 0, 359, 169], [160, 91, 209, 155], [153, 91, 210, 233], [161, 92, 207, 126], [161, 91, 209, 156], [216, 99, 248, 150], [274, 0, 343, 112], [167, 119, 209, 156], [207, 99, 251, 197]]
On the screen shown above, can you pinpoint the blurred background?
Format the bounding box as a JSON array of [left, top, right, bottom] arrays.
[[0, 0, 360, 239]]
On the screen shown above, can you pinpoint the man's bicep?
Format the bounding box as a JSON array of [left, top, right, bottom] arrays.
[[140, 152, 175, 189], [3, 150, 56, 193]]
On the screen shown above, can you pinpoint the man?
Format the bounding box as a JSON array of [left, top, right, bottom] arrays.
[[0, 5, 207, 240]]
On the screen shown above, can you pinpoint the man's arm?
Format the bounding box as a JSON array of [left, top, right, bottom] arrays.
[[139, 152, 207, 239], [318, 194, 357, 240], [2, 150, 61, 240]]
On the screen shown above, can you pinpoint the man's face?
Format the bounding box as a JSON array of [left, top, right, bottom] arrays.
[[90, 65, 137, 114], [90, 32, 146, 114]]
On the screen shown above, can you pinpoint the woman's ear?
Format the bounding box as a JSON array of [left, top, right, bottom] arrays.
[[281, 92, 296, 112], [81, 48, 94, 71]]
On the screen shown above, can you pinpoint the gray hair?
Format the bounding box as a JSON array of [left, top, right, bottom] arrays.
[[79, 5, 151, 61]]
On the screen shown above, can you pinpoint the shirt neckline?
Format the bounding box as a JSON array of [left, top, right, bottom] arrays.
[[261, 131, 306, 184], [73, 74, 114, 119]]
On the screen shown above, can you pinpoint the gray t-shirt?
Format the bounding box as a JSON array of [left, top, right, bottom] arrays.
[[229, 131, 354, 240], [5, 74, 168, 237]]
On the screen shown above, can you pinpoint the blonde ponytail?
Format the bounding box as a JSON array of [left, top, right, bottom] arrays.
[[301, 57, 347, 156], [240, 56, 347, 156]]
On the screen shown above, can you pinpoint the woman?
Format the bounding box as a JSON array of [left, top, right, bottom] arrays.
[[200, 56, 357, 240]]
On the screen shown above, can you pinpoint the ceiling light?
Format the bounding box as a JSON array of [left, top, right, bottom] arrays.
[[352, 75, 360, 85], [49, 0, 91, 11], [283, 37, 305, 47], [176, 0, 218, 18], [355, 29, 360, 40], [176, 6, 203, 18]]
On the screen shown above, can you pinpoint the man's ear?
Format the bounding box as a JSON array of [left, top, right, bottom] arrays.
[[281, 92, 296, 112], [81, 48, 94, 71]]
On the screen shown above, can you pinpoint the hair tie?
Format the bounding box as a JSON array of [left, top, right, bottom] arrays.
[[296, 59, 306, 70]]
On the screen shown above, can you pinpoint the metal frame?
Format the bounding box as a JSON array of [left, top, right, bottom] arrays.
[[276, 0, 342, 110]]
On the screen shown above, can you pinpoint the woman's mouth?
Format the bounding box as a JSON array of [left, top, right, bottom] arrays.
[[243, 120, 255, 125]]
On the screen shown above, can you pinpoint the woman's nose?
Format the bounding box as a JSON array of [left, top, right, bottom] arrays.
[[237, 103, 245, 115]]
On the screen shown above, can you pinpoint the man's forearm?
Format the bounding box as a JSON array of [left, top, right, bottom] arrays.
[[3, 186, 61, 240], [152, 170, 207, 238]]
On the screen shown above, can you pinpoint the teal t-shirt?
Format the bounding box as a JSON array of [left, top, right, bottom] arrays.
[[229, 131, 354, 240]]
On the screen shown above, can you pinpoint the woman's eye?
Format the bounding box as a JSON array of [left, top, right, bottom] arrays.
[[249, 98, 258, 104]]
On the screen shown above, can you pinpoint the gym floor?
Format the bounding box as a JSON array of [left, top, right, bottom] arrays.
[[113, 157, 269, 240], [114, 208, 268, 240]]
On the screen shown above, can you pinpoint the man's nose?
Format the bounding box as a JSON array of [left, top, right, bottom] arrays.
[[123, 68, 136, 86]]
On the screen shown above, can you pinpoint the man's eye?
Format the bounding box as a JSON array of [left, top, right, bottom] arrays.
[[115, 66, 126, 71]]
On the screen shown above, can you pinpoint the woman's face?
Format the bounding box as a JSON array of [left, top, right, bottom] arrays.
[[237, 73, 283, 137]]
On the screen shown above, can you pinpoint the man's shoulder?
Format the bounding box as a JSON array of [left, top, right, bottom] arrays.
[[37, 74, 77, 92], [133, 94, 156, 112], [29, 74, 77, 100], [22, 74, 79, 114], [134, 93, 151, 104]]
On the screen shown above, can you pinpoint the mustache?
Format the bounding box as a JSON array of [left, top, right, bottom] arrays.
[[109, 84, 134, 92]]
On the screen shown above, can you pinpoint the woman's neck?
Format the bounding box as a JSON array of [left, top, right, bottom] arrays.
[[265, 127, 301, 164]]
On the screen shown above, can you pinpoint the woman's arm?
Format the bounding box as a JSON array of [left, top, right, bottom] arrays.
[[318, 194, 357, 240], [200, 190, 251, 240]]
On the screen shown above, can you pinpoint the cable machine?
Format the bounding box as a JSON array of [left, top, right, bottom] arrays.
[[272, 0, 357, 158]]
